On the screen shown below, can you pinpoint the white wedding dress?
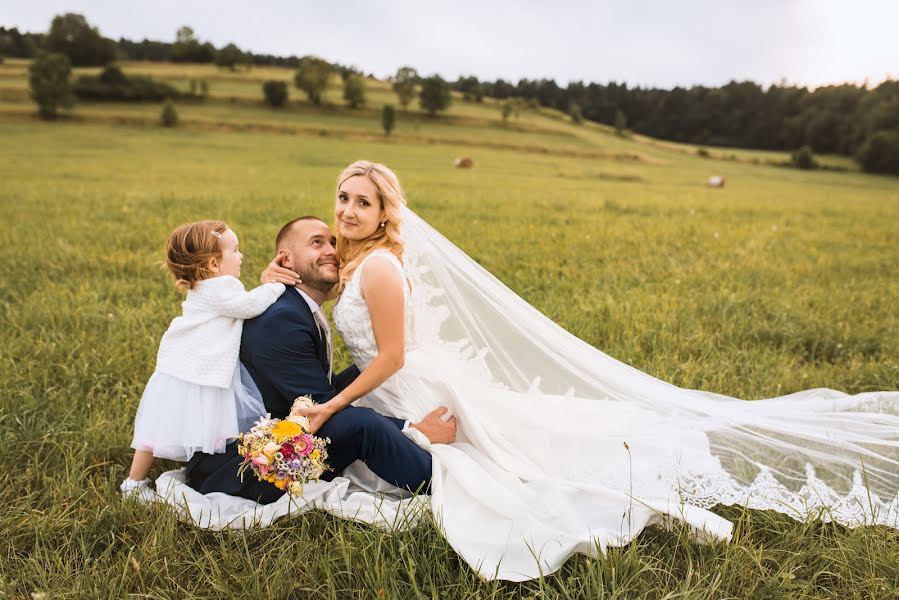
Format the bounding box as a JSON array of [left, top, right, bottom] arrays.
[[330, 207, 899, 581], [157, 207, 899, 582]]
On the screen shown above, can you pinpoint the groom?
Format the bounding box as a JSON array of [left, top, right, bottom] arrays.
[[185, 216, 455, 504]]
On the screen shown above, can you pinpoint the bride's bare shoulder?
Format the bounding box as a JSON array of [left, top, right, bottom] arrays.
[[359, 249, 403, 276], [359, 253, 404, 290]]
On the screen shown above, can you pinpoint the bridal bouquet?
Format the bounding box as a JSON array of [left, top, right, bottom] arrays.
[[237, 396, 331, 496]]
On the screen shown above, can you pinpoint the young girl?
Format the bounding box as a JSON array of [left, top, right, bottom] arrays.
[[121, 219, 294, 500]]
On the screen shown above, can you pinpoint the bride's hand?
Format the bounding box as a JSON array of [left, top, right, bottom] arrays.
[[261, 252, 301, 286], [292, 401, 338, 434]]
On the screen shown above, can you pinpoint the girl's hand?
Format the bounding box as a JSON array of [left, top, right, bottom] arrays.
[[261, 252, 302, 286]]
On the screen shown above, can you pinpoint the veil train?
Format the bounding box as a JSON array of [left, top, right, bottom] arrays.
[[399, 206, 899, 528]]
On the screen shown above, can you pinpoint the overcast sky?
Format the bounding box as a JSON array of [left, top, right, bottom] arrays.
[[5, 1, 897, 89]]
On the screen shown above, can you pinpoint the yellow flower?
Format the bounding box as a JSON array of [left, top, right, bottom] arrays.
[[273, 478, 289, 490], [310, 449, 321, 461], [271, 420, 303, 441]]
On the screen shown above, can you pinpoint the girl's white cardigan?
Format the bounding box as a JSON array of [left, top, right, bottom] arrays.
[[155, 277, 285, 388]]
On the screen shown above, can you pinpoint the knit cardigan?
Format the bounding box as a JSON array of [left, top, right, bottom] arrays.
[[155, 277, 285, 388]]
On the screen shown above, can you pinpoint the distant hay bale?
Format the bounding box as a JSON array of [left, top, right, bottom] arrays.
[[707, 175, 725, 188], [454, 157, 474, 168]]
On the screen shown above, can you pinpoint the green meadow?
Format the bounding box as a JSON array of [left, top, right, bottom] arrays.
[[1, 60, 897, 598]]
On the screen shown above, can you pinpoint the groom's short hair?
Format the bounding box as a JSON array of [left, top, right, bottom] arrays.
[[275, 216, 326, 250]]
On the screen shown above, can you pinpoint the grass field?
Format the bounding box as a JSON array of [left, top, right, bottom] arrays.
[[1, 60, 898, 598]]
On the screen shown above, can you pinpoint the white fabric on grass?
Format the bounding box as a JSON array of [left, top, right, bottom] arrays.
[[158, 207, 899, 582]]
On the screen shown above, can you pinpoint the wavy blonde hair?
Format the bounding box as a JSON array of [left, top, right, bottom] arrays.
[[164, 220, 228, 291], [335, 160, 406, 292]]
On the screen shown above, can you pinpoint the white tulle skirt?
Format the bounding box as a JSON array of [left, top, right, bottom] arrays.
[[131, 363, 266, 461]]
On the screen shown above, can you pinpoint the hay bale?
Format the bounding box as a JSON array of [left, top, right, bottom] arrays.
[[707, 175, 725, 188], [454, 157, 474, 168]]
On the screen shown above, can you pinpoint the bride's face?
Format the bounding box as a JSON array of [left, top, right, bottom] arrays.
[[336, 175, 384, 242]]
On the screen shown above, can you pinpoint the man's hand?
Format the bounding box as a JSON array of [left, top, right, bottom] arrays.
[[411, 407, 456, 445], [291, 401, 337, 435], [261, 251, 302, 286]]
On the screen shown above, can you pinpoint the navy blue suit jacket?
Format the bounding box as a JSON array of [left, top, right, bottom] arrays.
[[240, 286, 370, 419], [185, 286, 431, 504]]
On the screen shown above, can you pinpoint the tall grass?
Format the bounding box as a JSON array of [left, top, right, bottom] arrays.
[[1, 104, 897, 598]]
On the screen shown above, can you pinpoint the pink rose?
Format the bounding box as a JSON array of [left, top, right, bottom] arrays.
[[295, 434, 314, 456]]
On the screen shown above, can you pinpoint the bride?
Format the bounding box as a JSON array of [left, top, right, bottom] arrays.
[[280, 160, 899, 581]]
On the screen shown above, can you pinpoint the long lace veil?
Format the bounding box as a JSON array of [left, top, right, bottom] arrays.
[[400, 206, 899, 527]]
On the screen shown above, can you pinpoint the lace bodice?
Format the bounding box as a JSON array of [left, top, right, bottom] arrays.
[[332, 250, 416, 369]]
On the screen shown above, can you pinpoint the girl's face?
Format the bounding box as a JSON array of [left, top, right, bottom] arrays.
[[335, 175, 385, 243], [213, 228, 242, 278]]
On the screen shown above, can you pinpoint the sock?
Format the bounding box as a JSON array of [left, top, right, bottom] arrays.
[[121, 477, 150, 490]]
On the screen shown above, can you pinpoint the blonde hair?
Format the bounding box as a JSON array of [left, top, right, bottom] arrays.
[[164, 220, 228, 291], [335, 161, 406, 292]]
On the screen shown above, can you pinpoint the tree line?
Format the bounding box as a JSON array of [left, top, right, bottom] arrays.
[[4, 14, 897, 174], [466, 76, 898, 174], [0, 17, 346, 71]]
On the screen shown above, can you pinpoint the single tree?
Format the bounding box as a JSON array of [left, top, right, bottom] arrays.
[[199, 80, 209, 98], [382, 104, 396, 136], [393, 66, 417, 109], [45, 13, 116, 66], [215, 43, 244, 71], [262, 80, 288, 107], [856, 130, 899, 175], [160, 99, 178, 127], [340, 66, 362, 82], [343, 74, 366, 109], [569, 102, 583, 124], [99, 63, 127, 86], [614, 109, 627, 136], [791, 145, 817, 170], [28, 51, 74, 119], [171, 26, 215, 63], [501, 100, 514, 122], [176, 25, 195, 45], [419, 75, 451, 116], [294, 57, 331, 105]]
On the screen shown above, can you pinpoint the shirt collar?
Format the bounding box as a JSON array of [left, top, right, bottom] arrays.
[[293, 286, 321, 314]]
